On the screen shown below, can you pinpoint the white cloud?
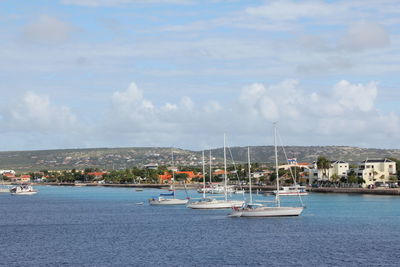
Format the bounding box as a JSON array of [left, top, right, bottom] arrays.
[[23, 15, 77, 43], [60, 0, 193, 6], [245, 0, 346, 21], [2, 91, 78, 132], [333, 80, 378, 112]]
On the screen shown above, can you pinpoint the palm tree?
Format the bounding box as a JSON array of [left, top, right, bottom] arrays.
[[317, 156, 331, 181]]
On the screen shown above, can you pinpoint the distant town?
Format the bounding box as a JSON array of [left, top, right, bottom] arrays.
[[1, 146, 399, 189]]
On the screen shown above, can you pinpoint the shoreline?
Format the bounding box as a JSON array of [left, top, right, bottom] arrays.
[[5, 182, 400, 196]]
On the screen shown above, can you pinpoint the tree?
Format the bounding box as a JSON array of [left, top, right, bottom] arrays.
[[331, 173, 340, 184], [317, 156, 331, 180], [174, 173, 188, 181]]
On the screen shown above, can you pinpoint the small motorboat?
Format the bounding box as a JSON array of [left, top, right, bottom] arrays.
[[10, 184, 38, 195]]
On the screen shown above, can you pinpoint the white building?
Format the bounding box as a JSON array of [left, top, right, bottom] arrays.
[[353, 159, 396, 187], [307, 160, 349, 183]]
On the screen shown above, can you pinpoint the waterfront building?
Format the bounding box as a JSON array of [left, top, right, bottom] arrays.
[[352, 159, 397, 187], [144, 163, 158, 170], [10, 174, 31, 183], [0, 170, 16, 175], [307, 160, 349, 183]]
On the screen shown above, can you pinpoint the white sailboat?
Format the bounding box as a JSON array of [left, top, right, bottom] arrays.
[[187, 135, 244, 209], [273, 185, 308, 196], [149, 150, 189, 205], [229, 124, 304, 217]]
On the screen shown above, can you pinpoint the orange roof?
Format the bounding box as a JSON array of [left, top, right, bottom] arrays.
[[159, 171, 172, 180], [20, 175, 31, 178]]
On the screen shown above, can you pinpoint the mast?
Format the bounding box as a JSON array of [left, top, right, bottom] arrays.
[[248, 147, 252, 204], [274, 123, 280, 207], [172, 149, 175, 199], [209, 150, 212, 184], [223, 134, 228, 201], [202, 151, 206, 199]]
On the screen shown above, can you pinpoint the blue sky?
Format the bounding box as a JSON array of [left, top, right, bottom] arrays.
[[0, 0, 400, 151]]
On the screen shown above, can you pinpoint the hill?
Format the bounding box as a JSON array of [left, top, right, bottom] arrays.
[[1, 146, 400, 171]]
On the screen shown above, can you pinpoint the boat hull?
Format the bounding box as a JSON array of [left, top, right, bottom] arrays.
[[187, 199, 244, 209], [11, 191, 38, 196], [229, 206, 304, 217], [149, 198, 188, 205], [273, 192, 309, 196]]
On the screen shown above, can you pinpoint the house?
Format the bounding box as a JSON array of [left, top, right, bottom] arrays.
[[159, 171, 172, 183], [144, 163, 158, 170], [0, 170, 16, 175], [11, 175, 31, 183], [306, 160, 349, 183], [2, 172, 16, 180], [352, 159, 396, 187], [87, 172, 108, 180]]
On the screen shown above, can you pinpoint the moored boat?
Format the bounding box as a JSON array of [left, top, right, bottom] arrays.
[[10, 184, 38, 195], [188, 135, 244, 209], [229, 124, 304, 218], [273, 185, 309, 196]]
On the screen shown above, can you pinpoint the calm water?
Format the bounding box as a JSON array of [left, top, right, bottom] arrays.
[[1, 186, 400, 266]]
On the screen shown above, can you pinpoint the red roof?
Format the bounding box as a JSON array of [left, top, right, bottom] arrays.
[[20, 175, 31, 179], [159, 171, 172, 180]]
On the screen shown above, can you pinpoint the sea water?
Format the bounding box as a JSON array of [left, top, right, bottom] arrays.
[[1, 186, 400, 266]]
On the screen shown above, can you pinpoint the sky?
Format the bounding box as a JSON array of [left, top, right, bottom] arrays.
[[0, 0, 400, 151]]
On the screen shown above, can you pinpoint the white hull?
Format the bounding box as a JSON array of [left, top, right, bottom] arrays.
[[273, 186, 308, 196], [229, 206, 303, 217], [0, 188, 10, 193], [149, 198, 188, 205], [187, 199, 244, 209], [10, 185, 38, 195], [11, 191, 38, 195], [274, 192, 309, 196]]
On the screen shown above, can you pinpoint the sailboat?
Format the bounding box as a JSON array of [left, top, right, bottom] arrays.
[[229, 123, 304, 217], [187, 135, 244, 209], [149, 150, 189, 205]]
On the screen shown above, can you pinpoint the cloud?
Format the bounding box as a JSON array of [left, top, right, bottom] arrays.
[[98, 80, 399, 149], [333, 80, 377, 112], [2, 91, 78, 132], [0, 80, 398, 150], [60, 0, 193, 6], [341, 21, 390, 51], [22, 15, 77, 43], [245, 0, 346, 21]]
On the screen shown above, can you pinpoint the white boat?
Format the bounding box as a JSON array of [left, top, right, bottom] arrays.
[[229, 204, 303, 217], [187, 198, 244, 209], [197, 183, 234, 194], [229, 124, 304, 217], [188, 135, 244, 209], [10, 184, 38, 195], [273, 185, 309, 196], [234, 189, 245, 194], [149, 150, 189, 206], [149, 196, 189, 205]]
